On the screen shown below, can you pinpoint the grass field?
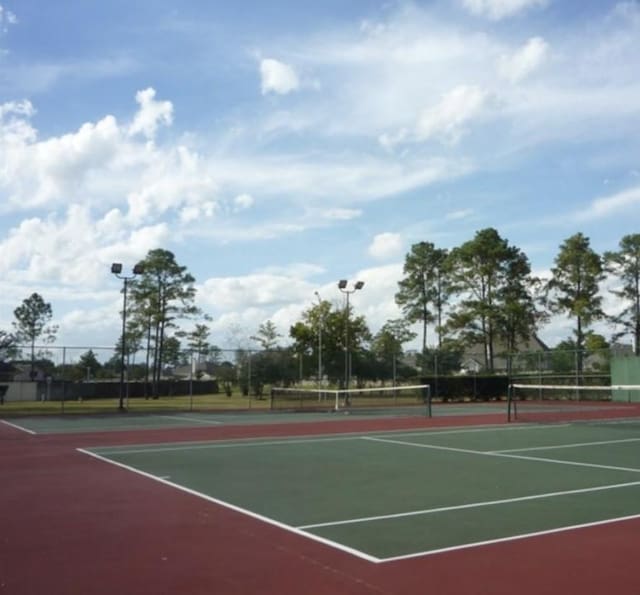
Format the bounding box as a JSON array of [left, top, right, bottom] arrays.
[[0, 392, 271, 415]]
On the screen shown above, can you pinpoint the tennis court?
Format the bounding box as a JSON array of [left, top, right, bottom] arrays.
[[3, 390, 640, 594], [81, 420, 640, 562]]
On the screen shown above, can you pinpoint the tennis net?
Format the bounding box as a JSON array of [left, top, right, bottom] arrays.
[[270, 384, 432, 417], [507, 383, 640, 424]]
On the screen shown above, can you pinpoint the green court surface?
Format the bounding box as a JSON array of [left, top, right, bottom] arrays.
[[1, 403, 507, 434], [83, 422, 640, 561]]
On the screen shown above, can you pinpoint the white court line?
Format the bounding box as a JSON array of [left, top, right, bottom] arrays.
[[94, 435, 360, 456], [81, 439, 640, 565], [159, 415, 223, 425], [77, 447, 380, 563], [380, 513, 640, 563], [80, 424, 640, 564], [0, 419, 37, 434], [299, 480, 640, 529], [362, 436, 640, 474], [91, 422, 566, 456], [493, 437, 640, 453], [491, 451, 640, 474]]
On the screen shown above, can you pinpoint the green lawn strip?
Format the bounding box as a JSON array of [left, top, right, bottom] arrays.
[[0, 393, 271, 416]]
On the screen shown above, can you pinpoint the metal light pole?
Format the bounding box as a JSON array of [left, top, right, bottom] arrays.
[[111, 262, 144, 411], [314, 291, 323, 389], [337, 279, 364, 390]]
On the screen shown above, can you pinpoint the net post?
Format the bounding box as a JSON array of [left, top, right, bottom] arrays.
[[507, 383, 515, 422], [424, 384, 432, 418]]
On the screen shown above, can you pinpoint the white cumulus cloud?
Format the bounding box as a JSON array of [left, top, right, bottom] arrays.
[[499, 37, 549, 82], [578, 185, 640, 221], [129, 87, 173, 138], [234, 193, 254, 211], [462, 0, 549, 21], [416, 85, 489, 144], [368, 232, 403, 261], [0, 4, 17, 33], [260, 58, 300, 95]]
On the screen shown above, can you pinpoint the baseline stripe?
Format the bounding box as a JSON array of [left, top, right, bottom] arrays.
[[77, 447, 381, 563], [0, 419, 37, 434], [91, 423, 554, 456], [298, 480, 640, 529], [493, 437, 640, 453], [380, 513, 640, 563], [362, 436, 640, 474]]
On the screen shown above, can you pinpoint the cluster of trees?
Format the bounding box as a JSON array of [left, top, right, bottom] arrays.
[[1, 231, 639, 391], [281, 229, 638, 385], [393, 230, 640, 374], [1, 292, 58, 379]]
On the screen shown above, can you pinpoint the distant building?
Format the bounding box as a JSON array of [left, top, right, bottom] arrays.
[[461, 335, 550, 374], [4, 362, 47, 381], [169, 361, 218, 380], [0, 362, 19, 382]]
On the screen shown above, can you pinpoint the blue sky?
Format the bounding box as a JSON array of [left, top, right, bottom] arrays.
[[1, 0, 639, 355]]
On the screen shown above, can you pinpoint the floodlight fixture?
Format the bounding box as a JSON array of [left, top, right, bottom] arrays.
[[110, 262, 144, 411], [337, 279, 366, 391]]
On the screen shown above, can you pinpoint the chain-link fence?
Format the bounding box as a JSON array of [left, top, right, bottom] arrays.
[[0, 343, 628, 414], [509, 347, 613, 386], [0, 344, 422, 414]]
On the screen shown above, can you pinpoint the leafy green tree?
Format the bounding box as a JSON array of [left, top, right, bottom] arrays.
[[247, 320, 285, 395], [162, 336, 185, 367], [128, 249, 199, 397], [182, 322, 213, 364], [290, 300, 370, 386], [548, 333, 610, 376], [548, 338, 578, 374], [215, 360, 236, 396], [421, 344, 463, 377], [495, 246, 543, 371], [447, 228, 537, 372], [205, 345, 223, 364], [371, 319, 417, 383], [13, 293, 58, 379], [395, 242, 451, 351], [604, 233, 640, 355], [113, 326, 144, 376], [250, 320, 281, 350], [77, 349, 102, 381], [546, 233, 605, 374], [584, 332, 611, 374], [0, 330, 18, 362]]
